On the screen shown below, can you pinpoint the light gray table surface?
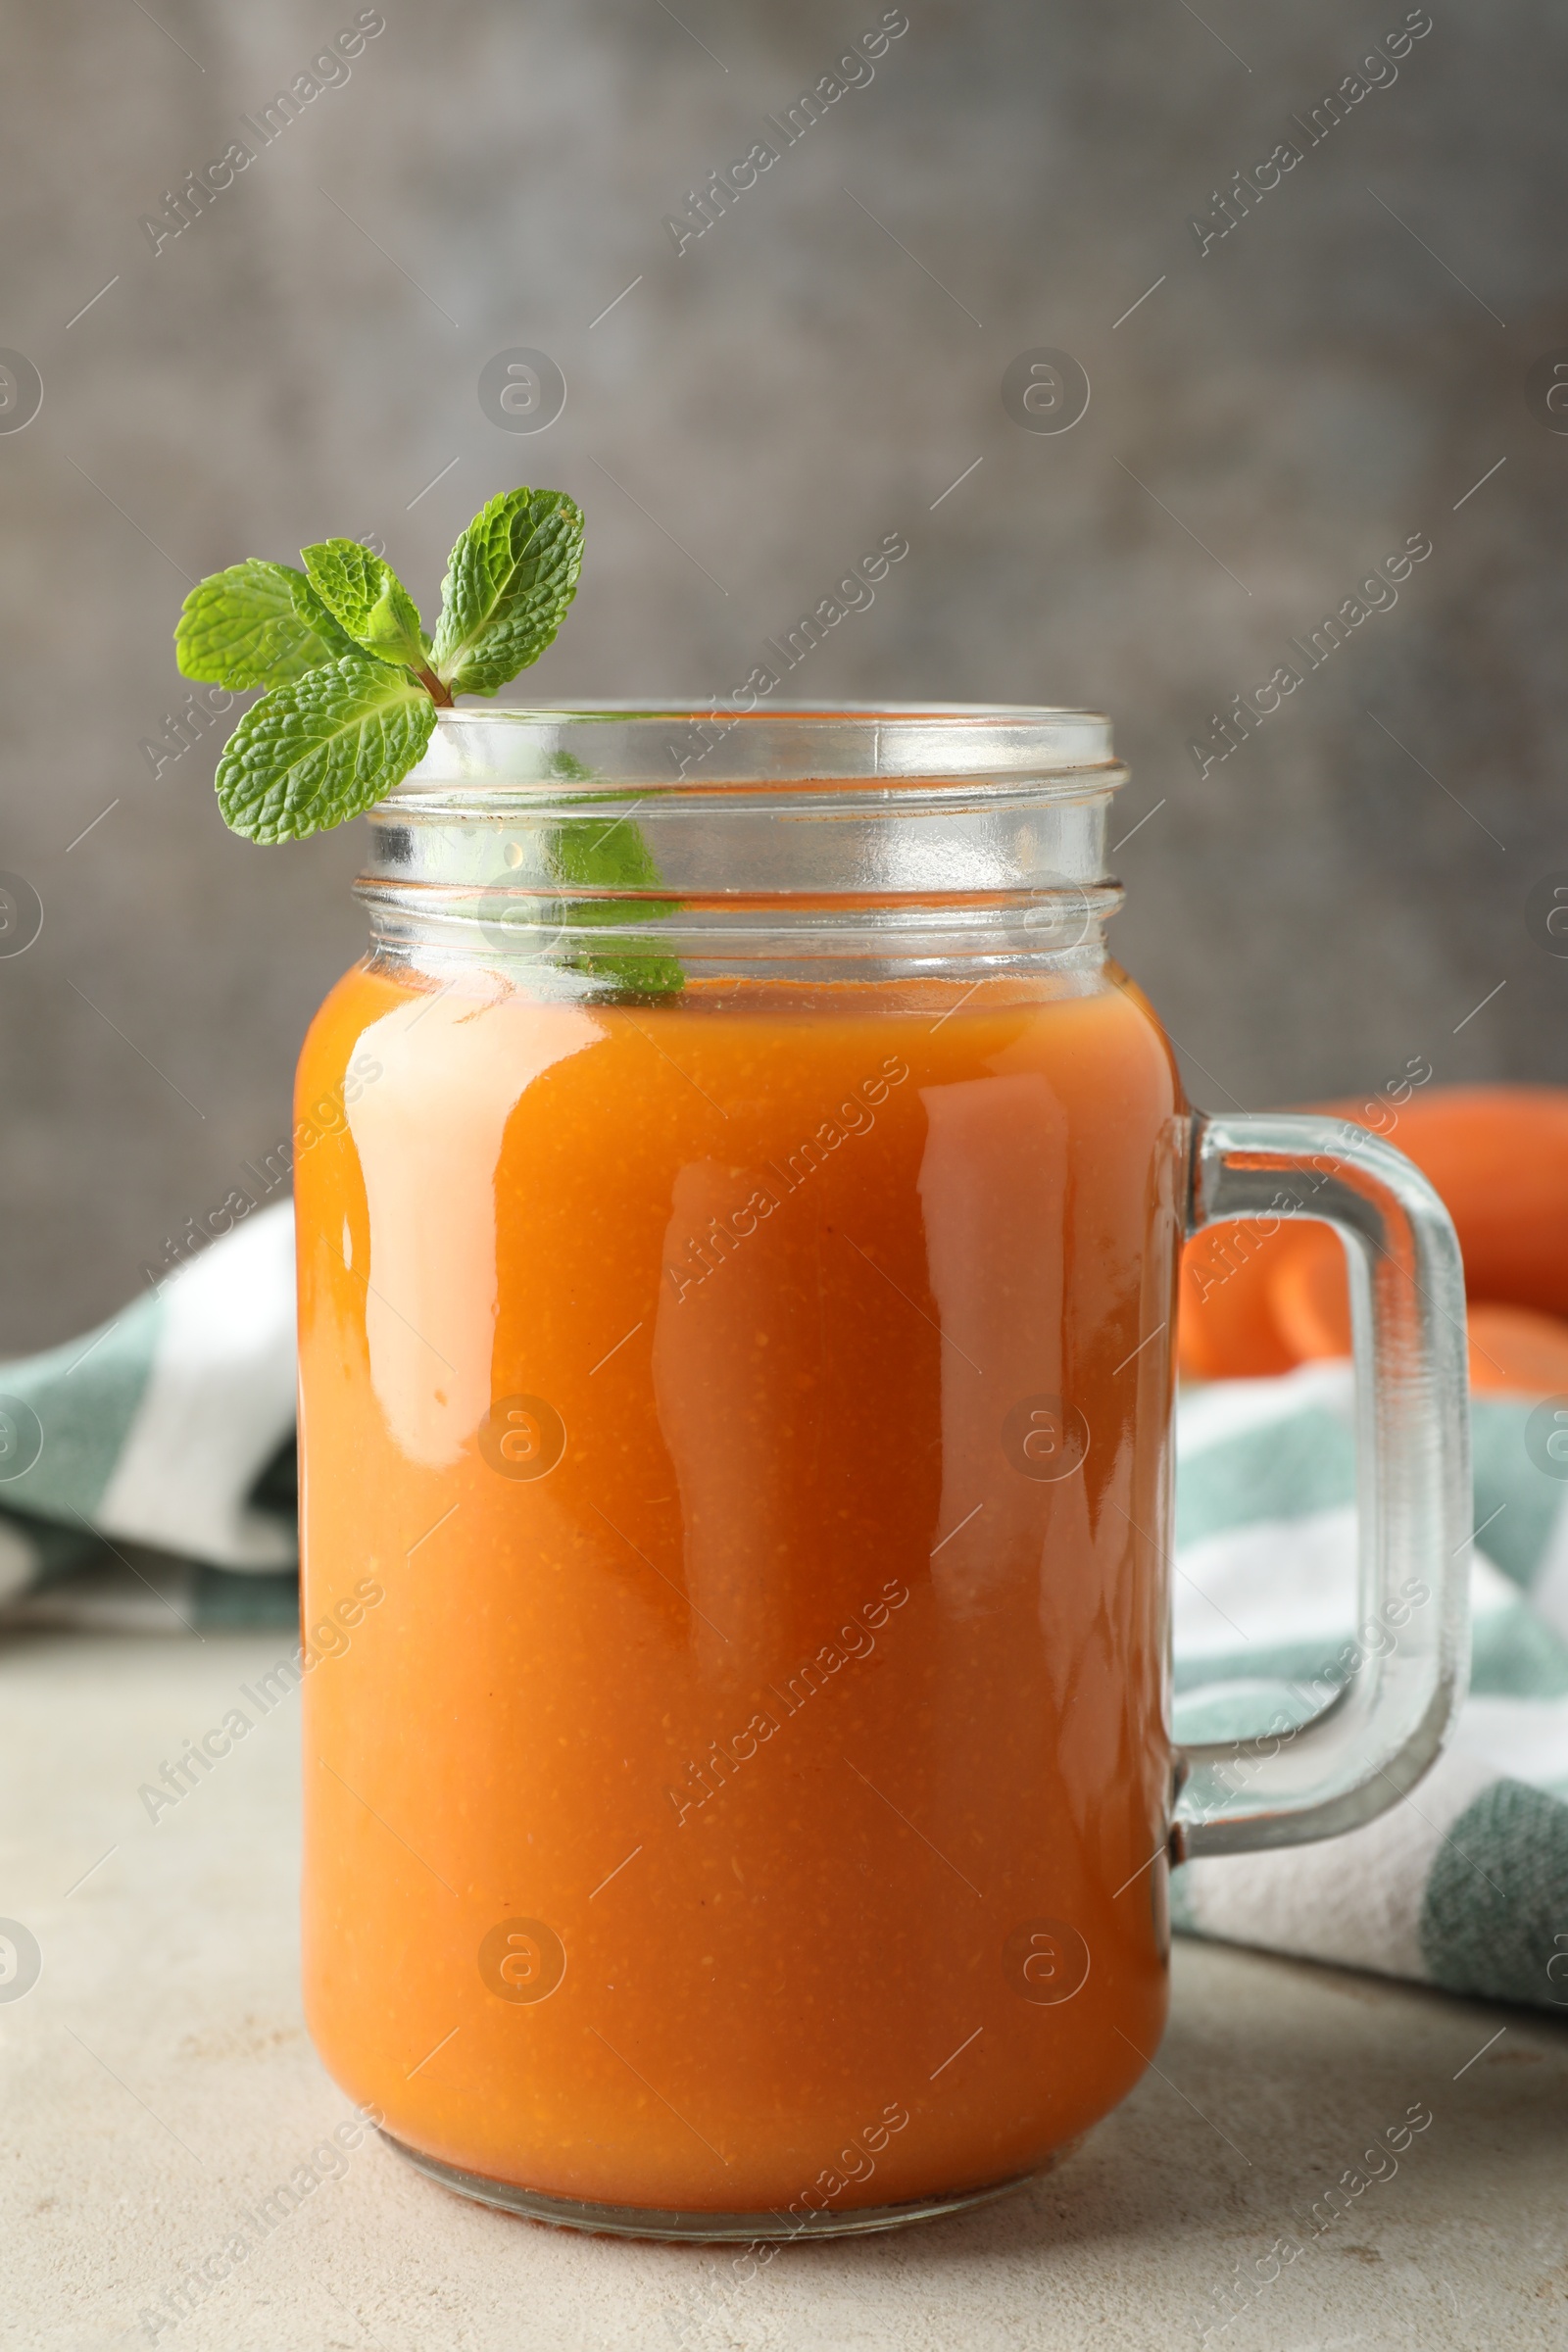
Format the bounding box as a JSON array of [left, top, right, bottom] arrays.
[[3, 1631, 1564, 2352]]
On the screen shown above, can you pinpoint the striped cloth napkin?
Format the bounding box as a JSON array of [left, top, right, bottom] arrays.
[[0, 1204, 299, 1633], [3, 1217, 1565, 2010], [1173, 1363, 1568, 2014]]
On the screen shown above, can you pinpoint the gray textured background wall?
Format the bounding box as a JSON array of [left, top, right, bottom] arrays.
[[2, 0, 1564, 1351]]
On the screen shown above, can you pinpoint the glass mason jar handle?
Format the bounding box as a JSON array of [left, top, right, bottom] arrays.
[[1173, 1111, 1472, 1858]]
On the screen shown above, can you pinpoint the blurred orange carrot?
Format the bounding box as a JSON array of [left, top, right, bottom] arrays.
[[1465, 1302, 1568, 1396], [1263, 1224, 1348, 1361], [1323, 1086, 1568, 1319], [1178, 1223, 1301, 1379], [1176, 1084, 1568, 1396]]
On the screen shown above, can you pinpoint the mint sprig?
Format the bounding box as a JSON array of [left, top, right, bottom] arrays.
[[175, 485, 586, 842]]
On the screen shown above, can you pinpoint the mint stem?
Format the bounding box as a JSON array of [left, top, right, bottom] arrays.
[[416, 665, 455, 709]]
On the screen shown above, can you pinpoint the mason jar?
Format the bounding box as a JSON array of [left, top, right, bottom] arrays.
[[294, 706, 1469, 2237]]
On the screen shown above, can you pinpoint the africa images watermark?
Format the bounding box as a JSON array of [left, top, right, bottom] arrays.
[[1197, 2097, 1436, 2344], [663, 2097, 913, 2345], [665, 529, 910, 780], [1185, 1054, 1436, 1306], [137, 1576, 385, 1824], [663, 1054, 912, 1301], [138, 685, 237, 781], [1188, 1571, 1434, 1822], [664, 1578, 911, 1828], [137, 2102, 384, 2341], [1188, 530, 1433, 778], [138, 11, 386, 254], [139, 1050, 381, 1293], [662, 10, 910, 257], [1187, 8, 1434, 258], [665, 2100, 913, 2344]]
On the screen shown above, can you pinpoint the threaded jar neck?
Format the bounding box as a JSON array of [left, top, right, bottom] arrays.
[[358, 704, 1129, 995]]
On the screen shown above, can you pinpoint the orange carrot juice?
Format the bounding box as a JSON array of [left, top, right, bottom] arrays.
[[296, 956, 1183, 2219]]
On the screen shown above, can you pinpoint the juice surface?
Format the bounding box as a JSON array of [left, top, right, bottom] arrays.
[[296, 957, 1184, 2217]]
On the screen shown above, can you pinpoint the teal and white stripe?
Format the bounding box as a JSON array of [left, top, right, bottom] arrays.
[[0, 1204, 297, 1627], [1172, 1362, 1568, 2013]]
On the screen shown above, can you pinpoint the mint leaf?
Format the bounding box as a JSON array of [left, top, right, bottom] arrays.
[[175, 560, 361, 690], [215, 657, 436, 845], [430, 486, 584, 697], [548, 802, 683, 1000], [300, 540, 429, 671], [551, 806, 676, 905]]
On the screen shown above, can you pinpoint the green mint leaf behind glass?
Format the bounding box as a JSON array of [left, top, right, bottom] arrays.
[[547, 770, 683, 1000]]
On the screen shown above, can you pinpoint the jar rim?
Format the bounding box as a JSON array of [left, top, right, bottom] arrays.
[[398, 701, 1118, 792], [426, 701, 1109, 723]]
